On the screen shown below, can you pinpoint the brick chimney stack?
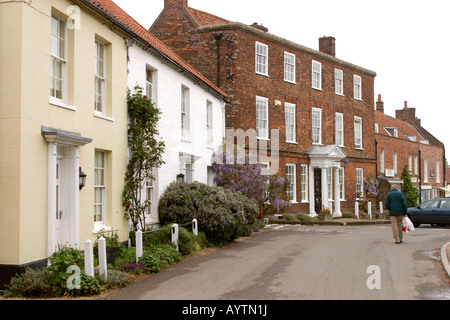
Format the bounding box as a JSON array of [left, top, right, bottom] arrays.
[[319, 36, 336, 57], [164, 0, 188, 9], [376, 94, 384, 113], [396, 101, 421, 125]]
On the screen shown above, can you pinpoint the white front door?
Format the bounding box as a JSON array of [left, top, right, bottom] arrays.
[[55, 155, 72, 246]]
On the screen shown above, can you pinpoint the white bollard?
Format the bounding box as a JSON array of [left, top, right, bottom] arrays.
[[192, 219, 198, 237], [84, 239, 94, 277], [136, 231, 143, 263], [355, 202, 359, 219], [172, 224, 179, 251], [379, 202, 384, 215], [368, 202, 372, 219], [98, 236, 107, 280]]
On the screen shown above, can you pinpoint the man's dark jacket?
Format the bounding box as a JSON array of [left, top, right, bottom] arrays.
[[385, 189, 408, 216]]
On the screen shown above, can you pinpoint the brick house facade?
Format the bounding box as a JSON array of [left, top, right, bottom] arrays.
[[375, 96, 446, 203], [150, 0, 378, 216]]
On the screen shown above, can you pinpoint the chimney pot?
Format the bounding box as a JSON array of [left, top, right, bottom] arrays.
[[376, 94, 384, 113], [404, 101, 408, 109]]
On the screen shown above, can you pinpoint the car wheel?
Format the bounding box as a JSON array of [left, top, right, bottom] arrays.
[[413, 222, 421, 228]]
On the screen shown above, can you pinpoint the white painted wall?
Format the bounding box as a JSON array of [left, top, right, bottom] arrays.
[[127, 42, 225, 223]]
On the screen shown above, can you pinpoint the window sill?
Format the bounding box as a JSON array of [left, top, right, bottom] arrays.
[[286, 141, 298, 145], [49, 98, 76, 111], [94, 111, 114, 122], [92, 225, 114, 235]]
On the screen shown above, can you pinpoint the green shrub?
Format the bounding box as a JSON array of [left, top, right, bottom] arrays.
[[4, 267, 55, 298], [158, 182, 259, 246], [296, 213, 311, 221], [138, 244, 182, 273], [342, 211, 356, 219], [67, 273, 102, 297], [99, 270, 130, 289], [45, 244, 84, 295], [282, 213, 295, 220]]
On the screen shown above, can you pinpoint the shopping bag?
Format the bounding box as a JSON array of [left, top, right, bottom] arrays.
[[402, 216, 415, 232]]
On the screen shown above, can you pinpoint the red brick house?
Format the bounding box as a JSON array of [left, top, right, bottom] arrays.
[[375, 96, 446, 203], [150, 0, 378, 216]]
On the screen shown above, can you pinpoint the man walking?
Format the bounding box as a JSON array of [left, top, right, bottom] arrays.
[[385, 185, 408, 244]]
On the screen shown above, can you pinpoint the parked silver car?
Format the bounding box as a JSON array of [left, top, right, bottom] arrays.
[[407, 198, 450, 227]]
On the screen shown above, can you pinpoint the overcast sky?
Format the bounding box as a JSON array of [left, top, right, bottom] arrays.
[[113, 0, 450, 160]]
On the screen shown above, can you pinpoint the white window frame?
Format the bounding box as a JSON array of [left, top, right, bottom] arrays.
[[339, 168, 345, 200], [285, 102, 296, 143], [206, 100, 213, 146], [356, 168, 364, 197], [354, 116, 363, 149], [256, 96, 269, 139], [181, 85, 190, 139], [414, 156, 419, 176], [408, 156, 413, 174], [424, 160, 428, 183], [50, 14, 67, 102], [144, 168, 158, 222], [312, 108, 322, 145], [354, 75, 362, 100], [255, 42, 269, 76], [394, 152, 398, 175], [335, 69, 344, 95], [284, 52, 296, 83], [95, 40, 106, 114], [301, 165, 309, 203], [380, 150, 385, 174], [94, 151, 106, 226], [286, 164, 297, 203], [335, 112, 344, 147], [312, 60, 322, 90]]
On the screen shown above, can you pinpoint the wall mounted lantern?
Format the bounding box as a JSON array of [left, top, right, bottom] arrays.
[[79, 167, 87, 190]]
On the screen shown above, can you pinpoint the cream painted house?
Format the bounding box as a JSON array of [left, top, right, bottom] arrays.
[[0, 0, 130, 286], [0, 0, 227, 288]]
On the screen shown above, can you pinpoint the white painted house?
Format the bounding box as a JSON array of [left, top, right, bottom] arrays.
[[98, 1, 228, 226]]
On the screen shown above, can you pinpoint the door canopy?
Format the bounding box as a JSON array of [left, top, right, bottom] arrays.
[[307, 145, 347, 168]]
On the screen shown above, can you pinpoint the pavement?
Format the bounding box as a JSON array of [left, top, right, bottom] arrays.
[[442, 242, 450, 279]]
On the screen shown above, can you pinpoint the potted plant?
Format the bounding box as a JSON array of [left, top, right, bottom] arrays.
[[319, 207, 332, 221], [94, 230, 121, 264]]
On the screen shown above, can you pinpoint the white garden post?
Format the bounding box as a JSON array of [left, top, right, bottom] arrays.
[[136, 230, 143, 262], [355, 202, 360, 219], [368, 202, 372, 219], [172, 224, 179, 251], [192, 219, 198, 236], [380, 202, 384, 215], [98, 236, 107, 280], [84, 239, 94, 277]]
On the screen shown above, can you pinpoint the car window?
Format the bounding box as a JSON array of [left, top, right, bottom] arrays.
[[440, 200, 450, 208], [421, 199, 440, 208]]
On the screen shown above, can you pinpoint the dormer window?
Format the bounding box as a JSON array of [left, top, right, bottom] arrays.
[[385, 127, 398, 138]]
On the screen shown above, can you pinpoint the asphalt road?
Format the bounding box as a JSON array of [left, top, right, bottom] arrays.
[[102, 224, 450, 301]]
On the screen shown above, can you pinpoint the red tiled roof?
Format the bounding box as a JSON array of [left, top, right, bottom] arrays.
[[188, 7, 230, 26], [85, 0, 227, 98], [375, 110, 424, 141]]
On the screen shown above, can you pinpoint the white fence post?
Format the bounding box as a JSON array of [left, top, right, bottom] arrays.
[[136, 230, 143, 263], [172, 224, 179, 251], [192, 219, 198, 237], [98, 236, 107, 280], [355, 202, 359, 219], [368, 202, 372, 219], [84, 239, 94, 277], [379, 202, 384, 215]]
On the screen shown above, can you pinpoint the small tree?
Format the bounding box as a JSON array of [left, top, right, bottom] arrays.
[[401, 165, 420, 207], [123, 86, 165, 231]]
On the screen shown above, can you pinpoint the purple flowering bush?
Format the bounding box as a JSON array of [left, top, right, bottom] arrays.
[[211, 147, 291, 217]]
